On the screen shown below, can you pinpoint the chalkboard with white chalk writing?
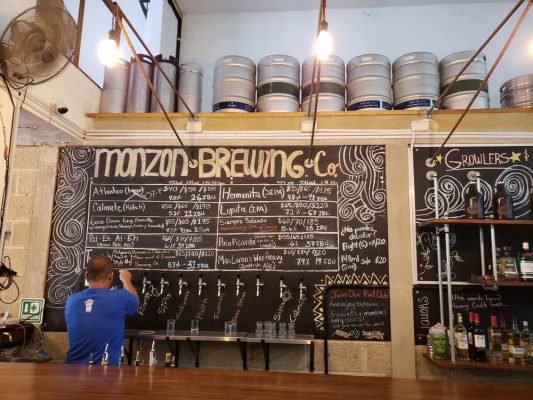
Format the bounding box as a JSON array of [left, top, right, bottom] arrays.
[[43, 145, 389, 336], [324, 285, 390, 341]]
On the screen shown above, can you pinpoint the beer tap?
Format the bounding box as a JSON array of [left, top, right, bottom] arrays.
[[198, 274, 207, 296], [101, 343, 109, 366], [119, 346, 126, 366], [149, 340, 157, 366], [178, 273, 188, 296], [217, 274, 226, 297], [279, 276, 287, 298], [141, 272, 151, 295], [299, 277, 307, 301], [159, 273, 169, 295], [236, 274, 244, 296], [256, 274, 264, 297]]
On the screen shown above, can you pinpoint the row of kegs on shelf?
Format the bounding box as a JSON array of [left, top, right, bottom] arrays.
[[100, 54, 203, 113], [213, 51, 533, 112]]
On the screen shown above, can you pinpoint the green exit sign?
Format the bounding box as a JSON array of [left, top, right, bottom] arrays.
[[19, 298, 45, 324]]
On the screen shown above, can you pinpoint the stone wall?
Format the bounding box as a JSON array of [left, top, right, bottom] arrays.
[[1, 145, 59, 318]]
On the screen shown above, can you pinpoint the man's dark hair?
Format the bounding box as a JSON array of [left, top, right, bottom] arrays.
[[86, 256, 114, 282]]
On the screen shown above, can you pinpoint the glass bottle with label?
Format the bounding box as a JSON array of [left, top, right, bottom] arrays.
[[493, 182, 514, 220], [464, 181, 485, 219], [473, 313, 487, 362], [454, 312, 469, 361], [523, 321, 531, 364], [488, 315, 502, 363], [467, 311, 476, 360], [518, 242, 533, 281], [499, 246, 518, 280], [509, 317, 525, 364], [500, 315, 510, 362]]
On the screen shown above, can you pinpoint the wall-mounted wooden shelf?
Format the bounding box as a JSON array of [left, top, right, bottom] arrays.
[[417, 218, 533, 229], [469, 275, 533, 287], [423, 353, 533, 372]]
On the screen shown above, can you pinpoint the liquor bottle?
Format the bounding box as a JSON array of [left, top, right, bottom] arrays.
[[454, 312, 469, 361], [499, 246, 518, 280], [518, 242, 533, 281], [488, 315, 502, 362], [493, 182, 514, 219], [500, 315, 510, 362], [464, 181, 485, 219], [467, 311, 476, 360], [509, 317, 525, 364], [523, 321, 531, 364], [473, 313, 487, 362]]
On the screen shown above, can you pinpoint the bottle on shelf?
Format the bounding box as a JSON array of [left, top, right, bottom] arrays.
[[467, 311, 476, 360], [473, 313, 487, 362], [500, 315, 510, 362], [493, 182, 514, 220], [509, 317, 525, 364], [499, 246, 519, 280], [464, 181, 485, 219], [488, 315, 503, 363], [454, 312, 469, 361], [517, 242, 533, 281], [523, 321, 531, 364]]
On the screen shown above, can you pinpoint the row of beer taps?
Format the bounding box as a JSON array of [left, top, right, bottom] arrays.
[[140, 273, 307, 300]]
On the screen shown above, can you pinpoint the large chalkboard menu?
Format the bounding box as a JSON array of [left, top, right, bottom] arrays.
[[413, 145, 533, 282], [412, 145, 533, 344], [44, 145, 390, 338], [324, 286, 390, 341]]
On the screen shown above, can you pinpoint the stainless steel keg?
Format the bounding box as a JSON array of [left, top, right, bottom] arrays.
[[151, 55, 178, 113], [302, 55, 345, 112], [392, 52, 439, 110], [212, 55, 256, 112], [439, 51, 489, 109], [347, 54, 392, 111], [100, 58, 129, 113], [500, 74, 533, 108], [257, 55, 300, 112], [126, 54, 153, 113], [178, 62, 203, 114]]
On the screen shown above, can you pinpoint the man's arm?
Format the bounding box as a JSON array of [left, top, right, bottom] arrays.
[[119, 269, 140, 304]]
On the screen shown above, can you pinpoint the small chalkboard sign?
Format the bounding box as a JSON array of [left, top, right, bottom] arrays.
[[413, 285, 533, 345], [324, 285, 390, 341]]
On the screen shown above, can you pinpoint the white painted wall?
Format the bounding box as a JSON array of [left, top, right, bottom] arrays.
[[180, 1, 533, 111]]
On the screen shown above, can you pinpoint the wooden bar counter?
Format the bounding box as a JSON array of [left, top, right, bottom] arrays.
[[0, 363, 530, 400]]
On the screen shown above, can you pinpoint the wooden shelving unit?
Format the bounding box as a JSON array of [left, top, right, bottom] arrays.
[[469, 275, 533, 287], [423, 353, 533, 372]]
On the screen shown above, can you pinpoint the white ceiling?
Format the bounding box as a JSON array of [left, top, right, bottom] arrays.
[[177, 0, 504, 15], [17, 109, 75, 146]]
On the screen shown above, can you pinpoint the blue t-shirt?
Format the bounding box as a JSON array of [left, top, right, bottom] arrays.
[[65, 288, 138, 365]]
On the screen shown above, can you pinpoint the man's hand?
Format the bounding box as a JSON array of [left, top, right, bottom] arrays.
[[119, 269, 133, 285]]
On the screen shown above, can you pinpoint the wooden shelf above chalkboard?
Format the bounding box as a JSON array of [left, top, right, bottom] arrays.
[[417, 218, 533, 229], [423, 353, 533, 372], [469, 275, 533, 287]]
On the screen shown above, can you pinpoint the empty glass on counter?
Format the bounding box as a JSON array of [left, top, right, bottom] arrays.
[[278, 322, 287, 338], [224, 321, 237, 335], [288, 322, 296, 337], [191, 319, 200, 334], [264, 321, 276, 338], [166, 319, 176, 337], [255, 321, 264, 337]]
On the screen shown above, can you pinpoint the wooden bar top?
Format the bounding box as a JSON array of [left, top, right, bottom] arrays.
[[0, 363, 530, 400]]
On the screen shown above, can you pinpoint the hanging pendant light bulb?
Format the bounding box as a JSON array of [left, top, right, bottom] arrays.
[[98, 29, 120, 66], [315, 20, 332, 61]]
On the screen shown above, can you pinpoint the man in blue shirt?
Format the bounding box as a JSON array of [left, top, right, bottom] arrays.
[[65, 256, 139, 365]]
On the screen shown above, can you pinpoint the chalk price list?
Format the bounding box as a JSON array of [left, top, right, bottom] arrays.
[[86, 183, 339, 272]]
